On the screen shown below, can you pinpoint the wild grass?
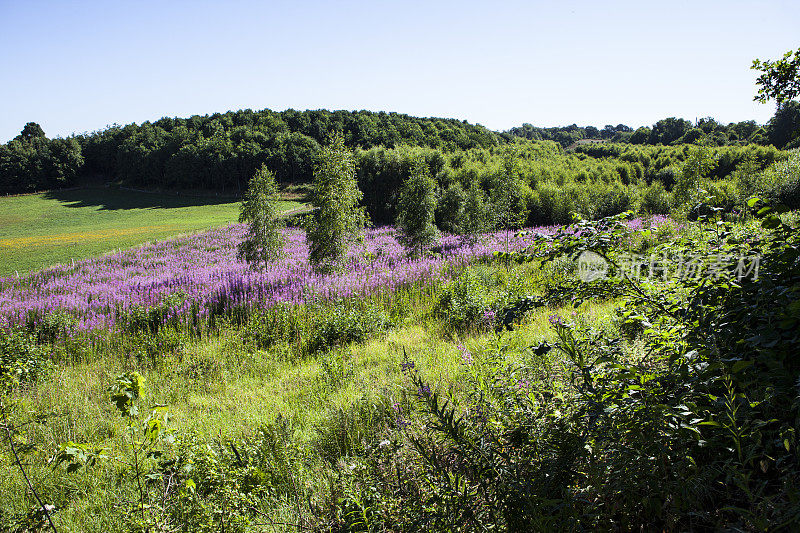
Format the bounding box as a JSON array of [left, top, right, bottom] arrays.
[[0, 252, 620, 530]]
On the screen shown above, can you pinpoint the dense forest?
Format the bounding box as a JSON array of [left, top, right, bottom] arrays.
[[0, 110, 500, 194], [506, 101, 800, 148], [357, 141, 791, 226], [1, 106, 798, 227]]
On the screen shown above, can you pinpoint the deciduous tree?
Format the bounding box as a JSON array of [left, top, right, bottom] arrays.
[[396, 159, 439, 254], [307, 133, 365, 271], [237, 164, 285, 270], [752, 47, 800, 107]]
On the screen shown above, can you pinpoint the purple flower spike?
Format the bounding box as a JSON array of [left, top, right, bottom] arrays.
[[0, 218, 671, 332]]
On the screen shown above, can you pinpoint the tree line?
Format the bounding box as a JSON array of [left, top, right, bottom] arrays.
[[0, 123, 83, 193], [0, 109, 500, 194], [2, 104, 797, 197], [356, 141, 789, 227], [505, 103, 800, 149]]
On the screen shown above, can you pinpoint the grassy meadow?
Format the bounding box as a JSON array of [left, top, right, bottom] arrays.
[[0, 143, 798, 530], [0, 247, 622, 530], [1, 199, 800, 530], [0, 188, 301, 276]]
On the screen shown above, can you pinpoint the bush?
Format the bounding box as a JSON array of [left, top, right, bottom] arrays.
[[590, 180, 632, 218], [434, 269, 491, 331], [654, 165, 678, 189], [305, 303, 393, 355], [531, 182, 573, 225], [755, 151, 800, 208], [696, 178, 738, 215], [436, 182, 466, 233], [639, 181, 670, 214], [0, 328, 47, 392], [396, 159, 439, 254]]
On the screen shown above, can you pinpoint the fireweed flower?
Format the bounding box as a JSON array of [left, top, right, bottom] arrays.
[[457, 343, 473, 365], [0, 219, 669, 332]]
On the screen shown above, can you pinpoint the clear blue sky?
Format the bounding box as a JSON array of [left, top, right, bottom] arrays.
[[1, 0, 798, 142]]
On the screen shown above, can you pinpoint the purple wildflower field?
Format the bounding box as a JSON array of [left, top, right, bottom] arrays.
[[0, 217, 669, 332]]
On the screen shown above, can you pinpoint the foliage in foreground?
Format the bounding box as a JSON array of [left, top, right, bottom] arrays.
[[328, 206, 800, 530], [2, 203, 800, 531]]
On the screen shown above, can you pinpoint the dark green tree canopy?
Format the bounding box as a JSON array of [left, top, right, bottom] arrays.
[[767, 100, 800, 149], [15, 122, 46, 142]]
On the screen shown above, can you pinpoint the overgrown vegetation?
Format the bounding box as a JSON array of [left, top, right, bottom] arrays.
[[3, 183, 800, 531], [2, 48, 800, 532]]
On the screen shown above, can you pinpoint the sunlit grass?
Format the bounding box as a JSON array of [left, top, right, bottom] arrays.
[[0, 187, 301, 276], [0, 269, 620, 529]]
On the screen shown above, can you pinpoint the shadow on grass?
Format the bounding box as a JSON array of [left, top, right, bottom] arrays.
[[43, 187, 237, 211]]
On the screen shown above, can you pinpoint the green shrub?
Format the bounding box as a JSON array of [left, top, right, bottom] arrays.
[[0, 328, 47, 392], [590, 180, 632, 218], [696, 178, 739, 215], [654, 165, 678, 189], [434, 269, 490, 331], [639, 181, 670, 214], [436, 182, 466, 233], [531, 182, 573, 225], [305, 303, 393, 355], [754, 151, 800, 208]]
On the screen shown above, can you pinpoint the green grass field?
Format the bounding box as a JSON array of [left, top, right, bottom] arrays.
[[0, 188, 301, 276]]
